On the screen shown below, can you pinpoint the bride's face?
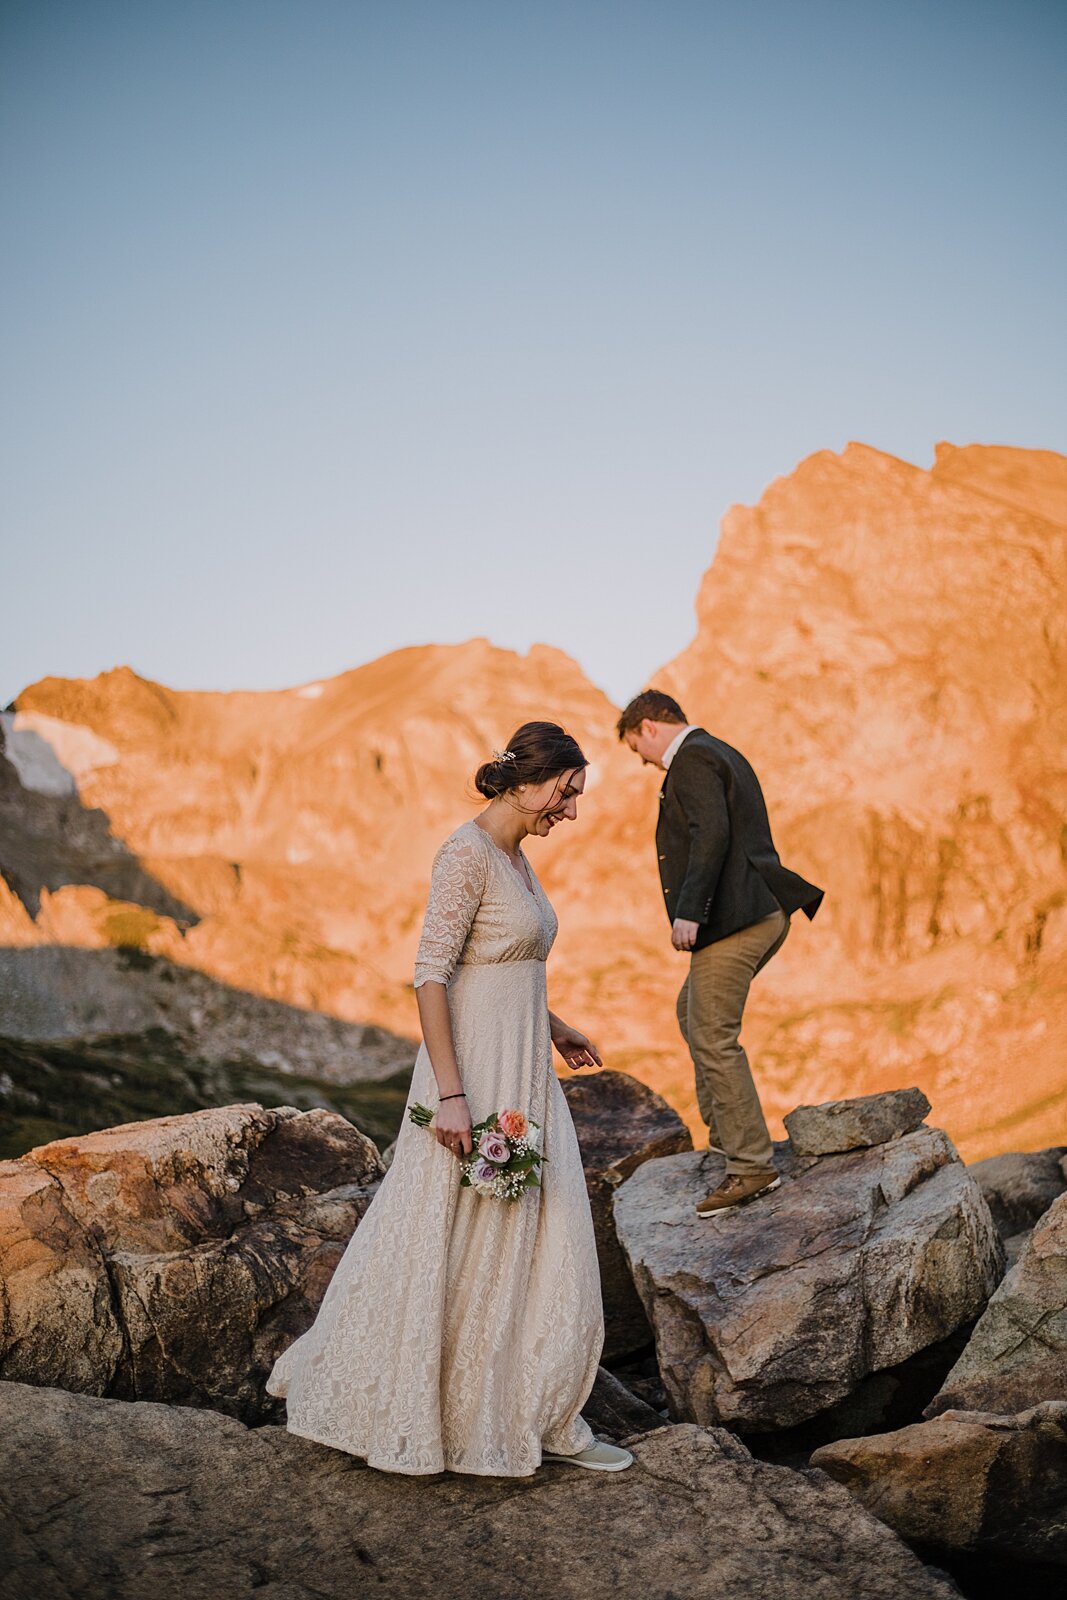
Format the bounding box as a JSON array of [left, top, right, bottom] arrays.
[[520, 766, 586, 837]]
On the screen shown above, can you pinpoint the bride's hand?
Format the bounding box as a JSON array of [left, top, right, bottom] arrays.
[[551, 1023, 603, 1072], [434, 1095, 473, 1159]]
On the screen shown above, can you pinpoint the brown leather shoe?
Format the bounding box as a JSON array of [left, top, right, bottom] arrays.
[[695, 1171, 781, 1215]]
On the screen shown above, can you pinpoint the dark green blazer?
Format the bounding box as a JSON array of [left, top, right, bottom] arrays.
[[656, 728, 824, 950]]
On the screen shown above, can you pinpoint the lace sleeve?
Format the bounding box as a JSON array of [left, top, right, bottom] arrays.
[[413, 831, 489, 988]]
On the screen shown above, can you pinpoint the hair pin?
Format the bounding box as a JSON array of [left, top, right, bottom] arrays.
[[493, 748, 517, 763]]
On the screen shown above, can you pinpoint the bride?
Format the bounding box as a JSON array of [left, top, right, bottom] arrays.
[[266, 720, 633, 1475]]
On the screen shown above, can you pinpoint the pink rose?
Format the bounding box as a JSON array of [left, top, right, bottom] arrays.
[[498, 1108, 528, 1140], [478, 1130, 510, 1164]]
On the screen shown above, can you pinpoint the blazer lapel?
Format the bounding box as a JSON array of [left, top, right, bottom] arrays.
[[661, 727, 702, 799]]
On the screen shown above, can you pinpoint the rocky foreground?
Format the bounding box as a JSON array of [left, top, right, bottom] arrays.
[[2, 1076, 1066, 1596], [0, 1383, 958, 1600]]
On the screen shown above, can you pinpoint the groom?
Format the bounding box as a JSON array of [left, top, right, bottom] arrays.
[[618, 690, 825, 1213]]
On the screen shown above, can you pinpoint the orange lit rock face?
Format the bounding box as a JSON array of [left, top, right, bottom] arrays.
[[2, 640, 627, 1032], [650, 441, 1067, 1155], [2, 443, 1065, 1160]]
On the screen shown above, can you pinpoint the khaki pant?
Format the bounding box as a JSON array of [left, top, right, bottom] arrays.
[[676, 907, 790, 1177]]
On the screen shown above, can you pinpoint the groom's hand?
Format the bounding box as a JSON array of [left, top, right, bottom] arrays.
[[672, 918, 700, 951]]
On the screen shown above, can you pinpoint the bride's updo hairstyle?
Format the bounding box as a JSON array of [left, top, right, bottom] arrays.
[[474, 721, 587, 807]]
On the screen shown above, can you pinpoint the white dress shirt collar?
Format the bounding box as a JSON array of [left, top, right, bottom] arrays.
[[661, 724, 698, 770]]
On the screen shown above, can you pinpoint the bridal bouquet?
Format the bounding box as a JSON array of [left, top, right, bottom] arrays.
[[408, 1103, 546, 1200]]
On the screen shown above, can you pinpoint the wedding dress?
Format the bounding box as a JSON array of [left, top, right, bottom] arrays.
[[265, 818, 605, 1475]]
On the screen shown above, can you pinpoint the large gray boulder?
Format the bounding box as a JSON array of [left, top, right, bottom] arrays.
[[0, 1380, 960, 1600], [784, 1088, 931, 1156], [613, 1127, 1003, 1432], [812, 1401, 1067, 1568], [928, 1188, 1067, 1417], [0, 1103, 383, 1420], [562, 1069, 692, 1360]]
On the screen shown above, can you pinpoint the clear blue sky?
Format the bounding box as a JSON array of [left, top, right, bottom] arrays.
[[2, 0, 1064, 709]]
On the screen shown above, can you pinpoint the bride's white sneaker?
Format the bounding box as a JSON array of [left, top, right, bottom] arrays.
[[541, 1438, 634, 1471]]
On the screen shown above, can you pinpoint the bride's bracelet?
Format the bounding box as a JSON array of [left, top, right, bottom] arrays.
[[439, 1091, 466, 1101]]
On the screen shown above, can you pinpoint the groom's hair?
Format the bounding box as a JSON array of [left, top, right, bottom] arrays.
[[615, 689, 688, 739]]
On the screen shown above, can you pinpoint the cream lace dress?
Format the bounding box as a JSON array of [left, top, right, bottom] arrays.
[[265, 818, 604, 1476]]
